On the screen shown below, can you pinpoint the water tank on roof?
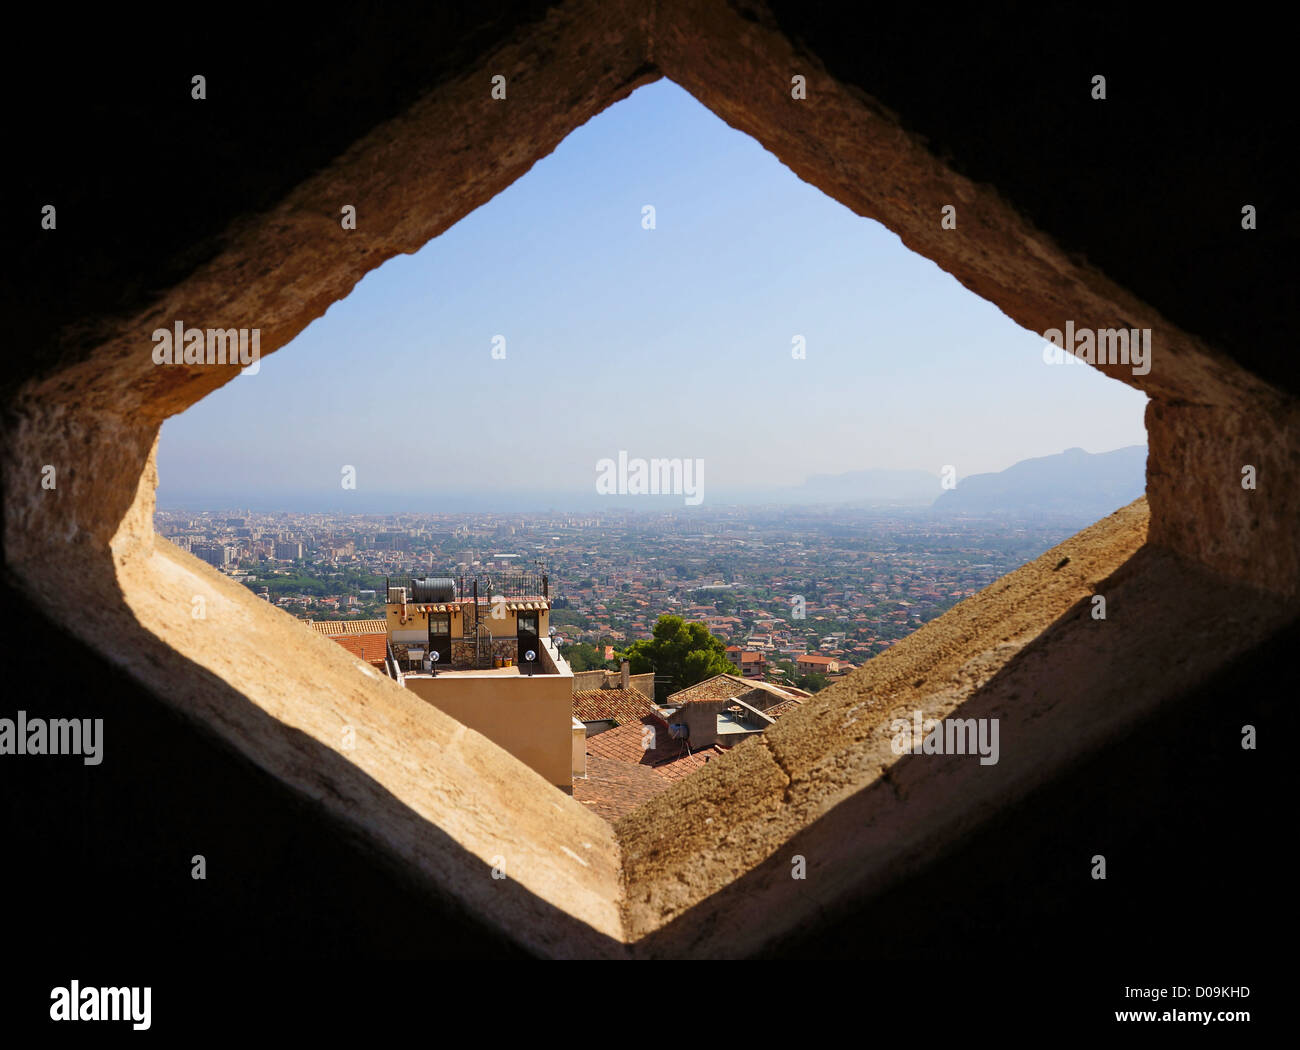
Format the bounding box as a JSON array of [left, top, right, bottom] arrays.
[[411, 577, 456, 602]]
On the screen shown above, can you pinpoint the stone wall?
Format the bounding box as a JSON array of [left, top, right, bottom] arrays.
[[571, 668, 655, 699], [450, 637, 521, 669], [4, 2, 1295, 960]]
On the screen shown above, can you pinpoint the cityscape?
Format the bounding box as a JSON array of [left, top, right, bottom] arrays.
[[157, 499, 1094, 819], [11, 1, 1284, 1002], [157, 504, 1085, 685]]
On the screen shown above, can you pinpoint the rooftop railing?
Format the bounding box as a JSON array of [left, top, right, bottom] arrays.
[[386, 572, 550, 603]]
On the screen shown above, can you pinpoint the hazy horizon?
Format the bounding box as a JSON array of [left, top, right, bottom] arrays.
[[156, 441, 1146, 515], [158, 80, 1148, 511]]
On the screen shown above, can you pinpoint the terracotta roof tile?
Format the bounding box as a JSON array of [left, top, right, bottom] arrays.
[[585, 717, 725, 782], [666, 673, 752, 703], [572, 754, 674, 824], [327, 632, 388, 666], [308, 618, 388, 636], [667, 673, 800, 708], [572, 688, 657, 725]]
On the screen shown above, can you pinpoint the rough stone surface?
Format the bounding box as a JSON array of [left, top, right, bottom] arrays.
[[5, 2, 1296, 957], [1146, 399, 1300, 591], [617, 500, 1295, 955]]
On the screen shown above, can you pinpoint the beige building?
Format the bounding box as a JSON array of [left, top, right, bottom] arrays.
[[796, 654, 842, 675], [662, 674, 805, 750], [383, 575, 574, 789]]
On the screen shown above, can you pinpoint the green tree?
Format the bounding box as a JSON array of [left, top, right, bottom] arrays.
[[771, 658, 827, 693], [712, 592, 738, 614], [621, 614, 734, 702], [550, 609, 591, 630], [561, 641, 615, 673], [796, 671, 829, 693]]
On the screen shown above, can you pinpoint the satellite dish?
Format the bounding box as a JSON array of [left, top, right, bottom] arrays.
[[525, 650, 537, 662]]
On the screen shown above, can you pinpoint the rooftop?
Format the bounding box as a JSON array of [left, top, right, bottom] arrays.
[[764, 698, 806, 719], [404, 666, 529, 679], [387, 599, 550, 612], [666, 673, 801, 707], [306, 618, 388, 636], [572, 687, 658, 726], [572, 754, 674, 824], [585, 716, 725, 782], [386, 572, 550, 604], [308, 619, 388, 666]]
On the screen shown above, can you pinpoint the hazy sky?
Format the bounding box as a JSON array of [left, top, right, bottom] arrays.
[[158, 79, 1147, 511]]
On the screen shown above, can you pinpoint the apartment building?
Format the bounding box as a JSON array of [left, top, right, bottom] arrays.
[[192, 542, 234, 569], [725, 645, 766, 679], [381, 574, 575, 789], [797, 653, 843, 675]]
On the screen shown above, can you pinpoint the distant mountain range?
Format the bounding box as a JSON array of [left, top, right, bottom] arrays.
[[742, 445, 1146, 516], [158, 446, 1146, 515], [932, 445, 1146, 518]]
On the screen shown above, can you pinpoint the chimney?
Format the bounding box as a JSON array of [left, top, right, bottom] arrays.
[[620, 659, 630, 690]]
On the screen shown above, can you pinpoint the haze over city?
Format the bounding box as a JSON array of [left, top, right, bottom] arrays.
[[157, 80, 1147, 513]]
